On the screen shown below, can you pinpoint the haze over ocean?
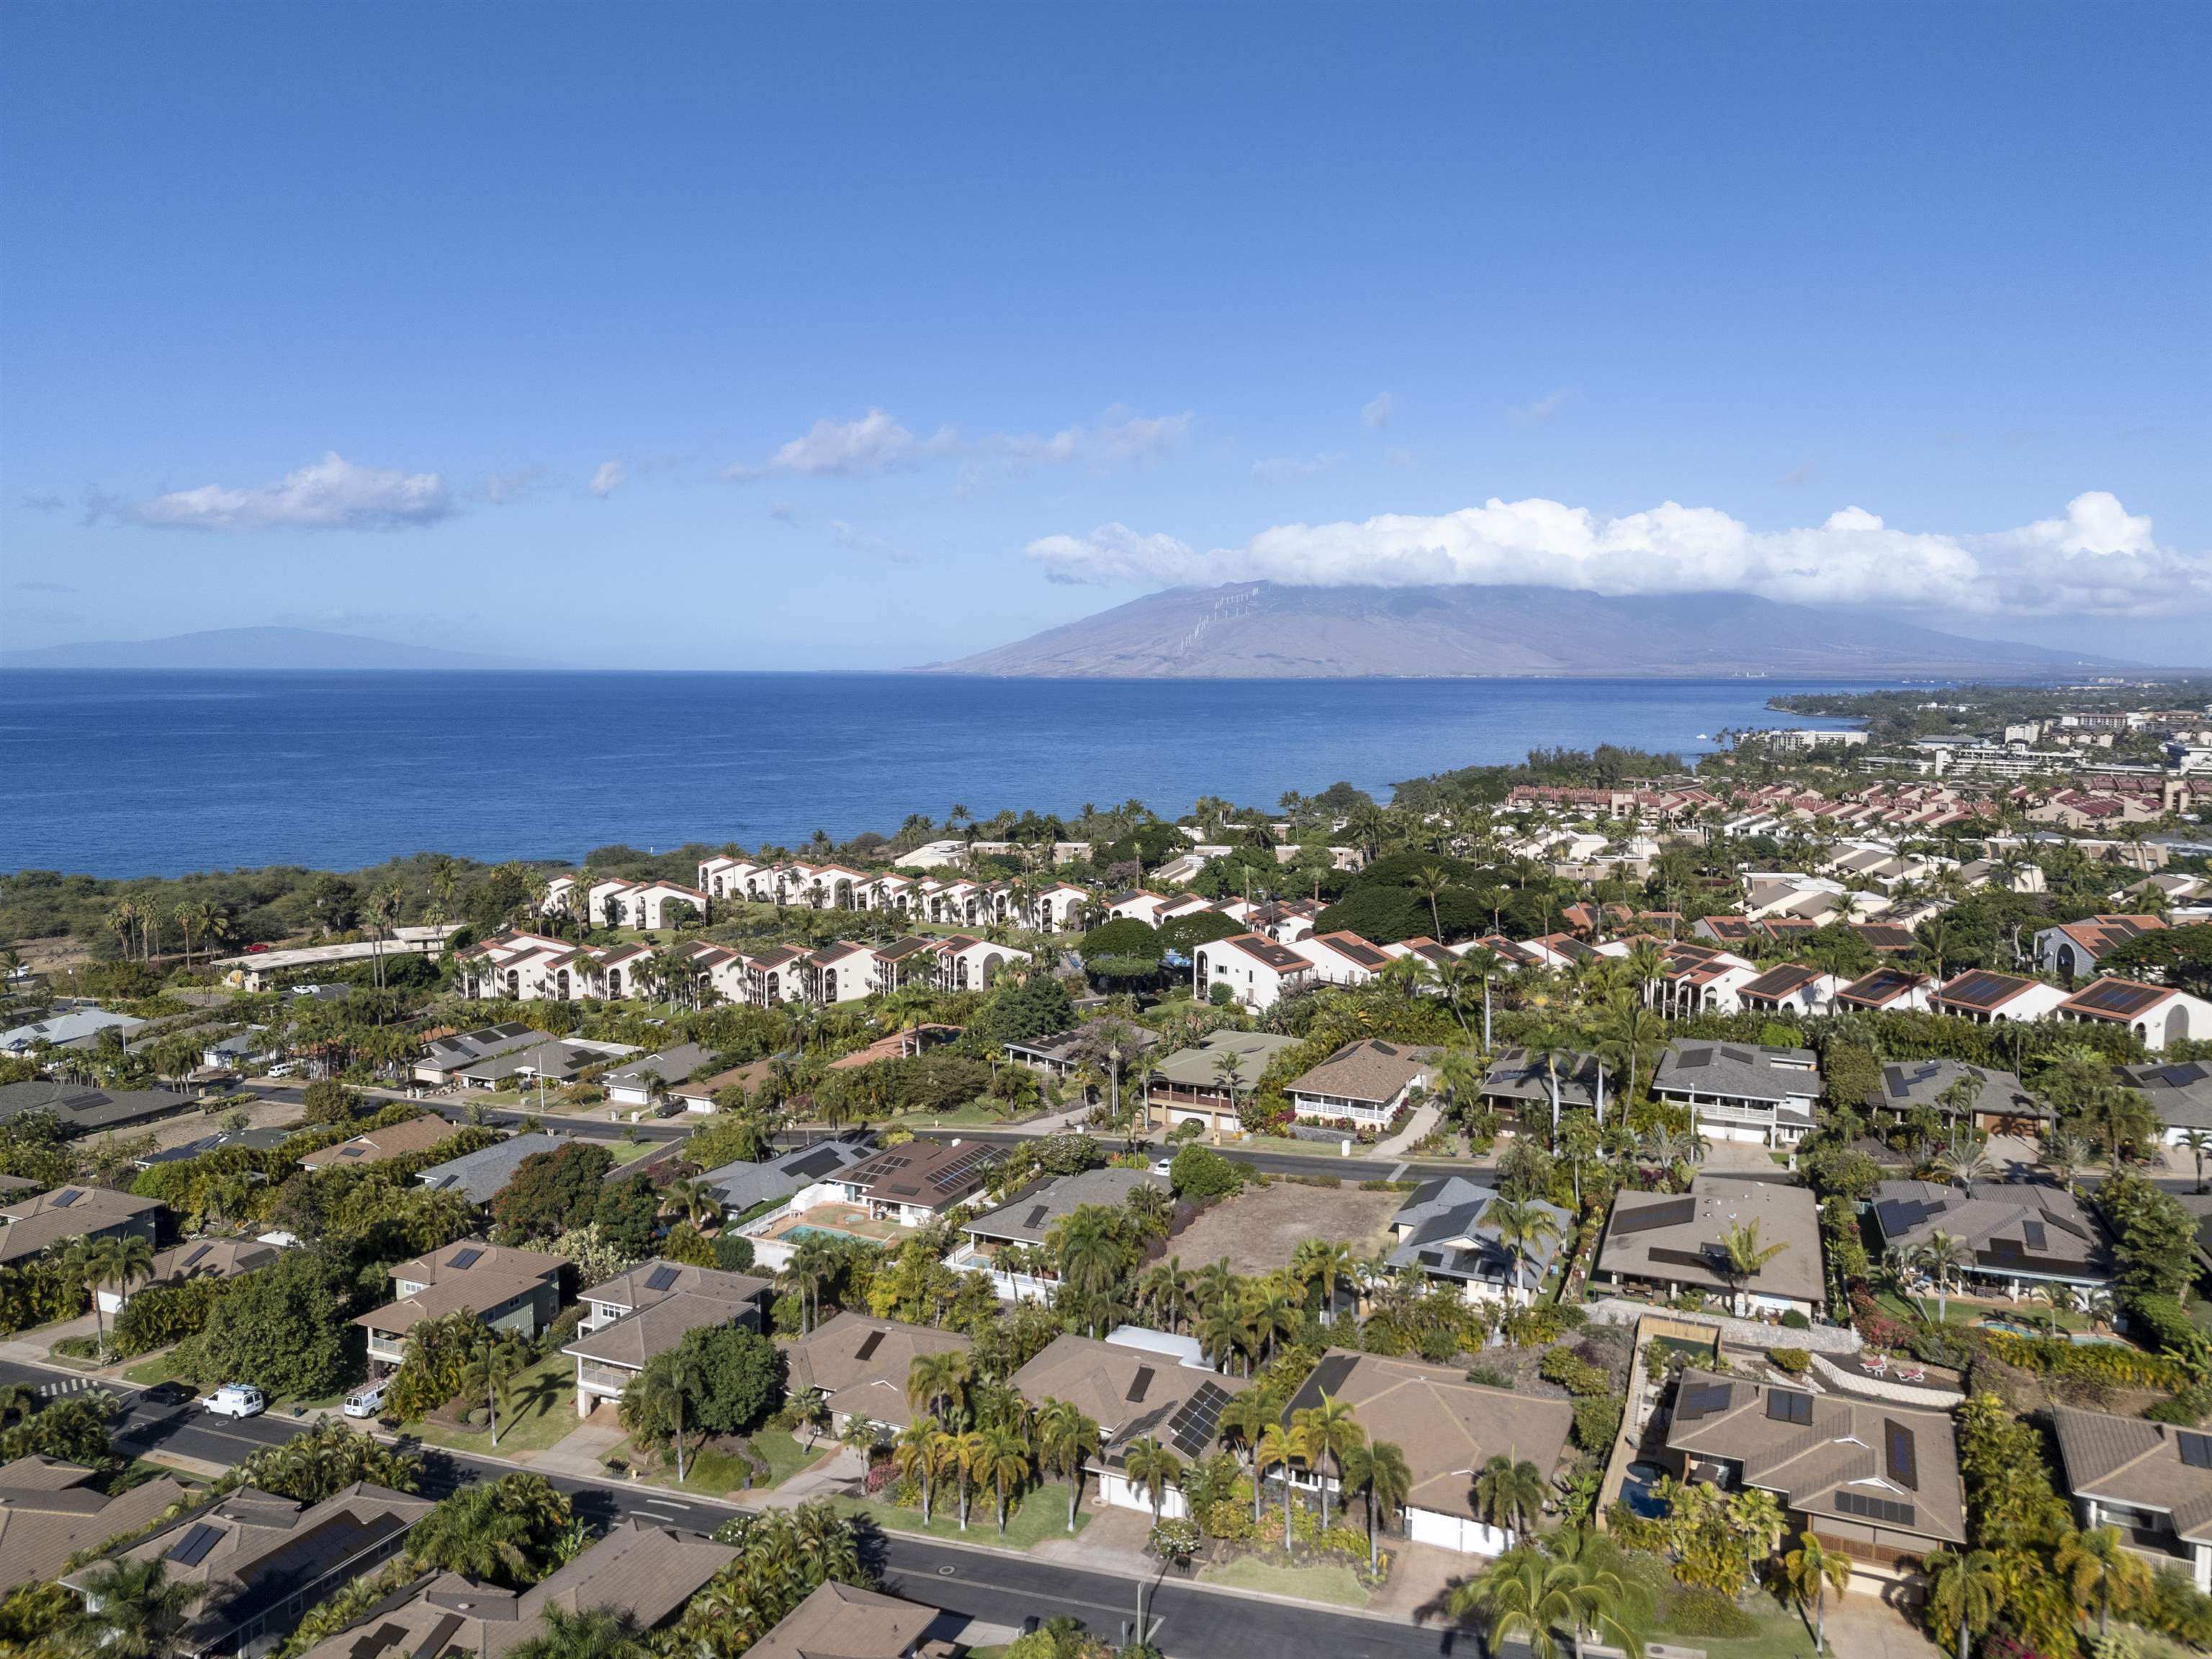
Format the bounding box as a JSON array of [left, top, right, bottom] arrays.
[[0, 670, 1884, 877]]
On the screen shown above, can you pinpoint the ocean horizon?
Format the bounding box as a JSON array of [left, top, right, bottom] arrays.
[[1, 669, 1894, 878]]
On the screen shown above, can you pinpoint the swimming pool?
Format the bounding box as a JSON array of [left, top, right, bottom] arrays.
[[1620, 1461, 1671, 1519]]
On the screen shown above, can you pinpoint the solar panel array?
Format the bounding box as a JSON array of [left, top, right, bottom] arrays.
[[1766, 1390, 1814, 1426], [50, 1190, 82, 1210], [644, 1264, 680, 1292], [1835, 1490, 1915, 1527], [1676, 1382, 1733, 1421], [1614, 1196, 1697, 1236], [179, 1244, 212, 1269], [1884, 1420, 1919, 1490], [2067, 979, 2165, 1017], [166, 1521, 223, 1568], [786, 1146, 848, 1180], [1168, 1381, 1233, 1458], [2178, 1431, 2212, 1469], [448, 1246, 484, 1271]]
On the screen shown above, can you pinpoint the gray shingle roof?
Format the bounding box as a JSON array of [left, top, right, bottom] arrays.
[[964, 1167, 1166, 1246], [413, 1133, 567, 1203]]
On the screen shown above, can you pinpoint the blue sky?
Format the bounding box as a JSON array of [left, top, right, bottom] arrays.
[[4, 3, 2207, 667]]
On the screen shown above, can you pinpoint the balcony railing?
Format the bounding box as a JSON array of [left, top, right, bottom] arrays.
[[577, 1360, 636, 1393]]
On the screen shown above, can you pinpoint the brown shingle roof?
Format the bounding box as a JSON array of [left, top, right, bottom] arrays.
[[748, 1581, 944, 1659], [1285, 1040, 1434, 1106], [0, 1458, 187, 1593], [298, 1115, 464, 1169], [783, 1312, 972, 1431], [2054, 1406, 2212, 1543]]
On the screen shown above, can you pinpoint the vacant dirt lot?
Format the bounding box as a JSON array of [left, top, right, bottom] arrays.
[[1168, 1181, 1403, 1276]]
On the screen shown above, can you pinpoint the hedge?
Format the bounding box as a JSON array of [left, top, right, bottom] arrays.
[[1981, 1331, 2190, 1390]]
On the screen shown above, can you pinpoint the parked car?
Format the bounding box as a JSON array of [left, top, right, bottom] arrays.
[[138, 1381, 197, 1411], [343, 1379, 389, 1419], [1150, 1157, 1177, 1177], [205, 1382, 265, 1419], [246, 943, 271, 953]]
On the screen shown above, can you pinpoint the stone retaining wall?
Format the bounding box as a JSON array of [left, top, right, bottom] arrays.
[[1582, 1297, 1863, 1354]]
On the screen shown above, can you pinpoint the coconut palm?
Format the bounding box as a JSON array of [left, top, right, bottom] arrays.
[[1121, 1436, 1182, 1524], [76, 1233, 154, 1357], [2039, 1127, 2088, 1195], [1035, 1399, 1100, 1532], [1199, 1295, 1249, 1376], [1718, 1219, 1789, 1317], [1292, 1392, 1365, 1530], [1473, 1454, 1548, 1541], [1923, 1546, 2005, 1659], [949, 1429, 992, 1530], [979, 1426, 1031, 1534], [1488, 1195, 1565, 1303], [906, 1350, 970, 1429], [1910, 1229, 1975, 1323], [459, 1328, 534, 1449], [1255, 1422, 1301, 1542], [1136, 1258, 1190, 1333], [2181, 1128, 2212, 1193], [1293, 1238, 1357, 1324], [1783, 1529, 1853, 1652], [505, 1604, 645, 1659], [2055, 1523, 2154, 1639], [64, 1556, 204, 1659], [1445, 1539, 1645, 1659], [893, 1416, 944, 1525], [1339, 1438, 1411, 1574], [1522, 1021, 1578, 1148]]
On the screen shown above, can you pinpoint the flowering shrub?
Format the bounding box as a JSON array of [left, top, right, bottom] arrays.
[[863, 1460, 898, 1495]]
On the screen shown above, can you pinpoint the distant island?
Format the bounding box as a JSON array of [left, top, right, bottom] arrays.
[[0, 626, 540, 671], [923, 582, 2137, 679]]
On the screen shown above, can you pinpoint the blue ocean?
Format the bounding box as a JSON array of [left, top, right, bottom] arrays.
[[0, 671, 1883, 877]]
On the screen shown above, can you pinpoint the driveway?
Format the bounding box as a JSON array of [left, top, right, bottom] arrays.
[[1824, 1578, 1946, 1659]]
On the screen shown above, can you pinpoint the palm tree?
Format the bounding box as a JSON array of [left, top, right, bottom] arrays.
[[2040, 1127, 2088, 1195], [1293, 1238, 1357, 1324], [907, 1350, 970, 1429], [1910, 1229, 1974, 1323], [1445, 1541, 1644, 1659], [1923, 1546, 2004, 1659], [1488, 1195, 1564, 1304], [781, 1234, 837, 1334], [2181, 1128, 2212, 1193], [64, 1555, 204, 1659], [1730, 1486, 1789, 1586], [979, 1426, 1031, 1534], [1254, 1422, 1300, 1539], [460, 1329, 534, 1449], [1718, 1219, 1789, 1317], [1210, 1051, 1249, 1125], [893, 1416, 944, 1525], [1199, 1296, 1248, 1376], [1411, 865, 1453, 942], [1136, 1259, 1190, 1333], [950, 1429, 990, 1530], [76, 1233, 154, 1357], [1121, 1437, 1182, 1524], [1245, 1285, 1300, 1367], [1473, 1454, 1548, 1542], [2056, 1523, 2154, 1639], [660, 1177, 721, 1230], [505, 1604, 644, 1659], [1523, 1021, 1578, 1148], [1292, 1393, 1364, 1529], [1339, 1439, 1411, 1574], [1036, 1399, 1101, 1531], [790, 1386, 831, 1449]]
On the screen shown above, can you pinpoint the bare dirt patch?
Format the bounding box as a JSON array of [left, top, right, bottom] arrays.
[[1166, 1181, 1402, 1276]]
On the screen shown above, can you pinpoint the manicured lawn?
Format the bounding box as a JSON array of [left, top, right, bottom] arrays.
[[1658, 1592, 1816, 1659], [606, 1138, 660, 1165], [1872, 1290, 2087, 1331], [754, 1429, 828, 1485], [1199, 1555, 1370, 1608], [405, 1354, 577, 1458], [123, 1350, 192, 1386], [823, 1488, 1092, 1550], [662, 1430, 827, 1496]]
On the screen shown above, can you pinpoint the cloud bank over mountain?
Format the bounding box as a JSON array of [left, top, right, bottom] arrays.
[[1025, 490, 2204, 618]]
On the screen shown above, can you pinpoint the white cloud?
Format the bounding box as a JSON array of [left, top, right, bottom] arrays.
[[1251, 453, 1339, 485], [725, 410, 958, 480], [132, 453, 453, 532], [990, 408, 1192, 475], [481, 467, 544, 505], [1022, 491, 2208, 617], [1360, 392, 1393, 429], [1509, 389, 1570, 424], [590, 459, 627, 498]]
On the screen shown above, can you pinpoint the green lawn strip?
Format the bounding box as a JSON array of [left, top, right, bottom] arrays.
[[122, 1350, 192, 1386], [1871, 1290, 2085, 1332], [402, 1354, 577, 1458], [820, 1489, 1091, 1550], [605, 1138, 660, 1165], [1657, 1599, 1817, 1659], [1197, 1555, 1370, 1608], [751, 1429, 829, 1486]]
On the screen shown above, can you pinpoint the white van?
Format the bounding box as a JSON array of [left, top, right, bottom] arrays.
[[205, 1383, 265, 1419], [343, 1379, 388, 1419]]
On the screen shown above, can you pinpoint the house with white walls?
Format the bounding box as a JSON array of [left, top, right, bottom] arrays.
[[1192, 932, 1314, 1011]]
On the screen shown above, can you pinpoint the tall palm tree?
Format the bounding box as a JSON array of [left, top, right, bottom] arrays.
[[1217, 1392, 1269, 1476], [1136, 1258, 1190, 1333], [76, 1233, 154, 1356], [460, 1329, 534, 1449], [1522, 1021, 1578, 1149], [1292, 1393, 1364, 1530], [1293, 1238, 1357, 1325], [2181, 1128, 2212, 1194], [2055, 1523, 2154, 1640], [1910, 1229, 1974, 1323], [1488, 1196, 1564, 1304], [950, 1429, 990, 1531], [1473, 1454, 1548, 1542], [1446, 1541, 1643, 1659], [893, 1416, 944, 1525], [907, 1350, 971, 1429], [1923, 1546, 2004, 1659], [1036, 1399, 1100, 1532], [1411, 865, 1453, 943], [1254, 1422, 1300, 1539], [1339, 1439, 1411, 1574], [1199, 1296, 1248, 1377], [65, 1556, 204, 1659], [1121, 1437, 1182, 1524], [979, 1426, 1031, 1534]]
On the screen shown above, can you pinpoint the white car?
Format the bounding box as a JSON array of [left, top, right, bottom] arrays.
[[205, 1383, 265, 1419], [1150, 1156, 1177, 1177]]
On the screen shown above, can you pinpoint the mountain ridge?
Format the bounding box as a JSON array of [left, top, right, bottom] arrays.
[[0, 626, 540, 671], [922, 583, 2131, 678]]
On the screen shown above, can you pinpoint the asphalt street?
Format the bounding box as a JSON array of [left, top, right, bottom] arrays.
[[4, 1358, 1470, 1658]]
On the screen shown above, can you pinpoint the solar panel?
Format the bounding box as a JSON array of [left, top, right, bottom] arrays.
[[1676, 1382, 1733, 1421], [338, 1145, 364, 1158], [1127, 1367, 1155, 1403], [1614, 1196, 1697, 1236], [50, 1190, 82, 1210], [166, 1522, 222, 1568], [2069, 979, 2164, 1017], [1023, 1205, 1052, 1229], [644, 1264, 680, 1292], [1874, 1200, 1929, 1238], [2023, 1222, 2047, 1251], [786, 1146, 844, 1179], [179, 1244, 213, 1269], [853, 1330, 884, 1362], [448, 1247, 484, 1271], [1766, 1390, 1814, 1426], [1885, 1420, 1919, 1490], [2178, 1431, 2212, 1469], [1836, 1490, 1915, 1527], [1168, 1381, 1232, 1457]]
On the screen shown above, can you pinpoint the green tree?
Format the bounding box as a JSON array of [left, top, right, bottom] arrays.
[[1122, 1437, 1182, 1524], [63, 1557, 204, 1659], [176, 1246, 353, 1400], [1036, 1398, 1102, 1532], [1473, 1454, 1548, 1540], [405, 1474, 575, 1589], [1923, 1547, 2003, 1659], [503, 1605, 644, 1659]]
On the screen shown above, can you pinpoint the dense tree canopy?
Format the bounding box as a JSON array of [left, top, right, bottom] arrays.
[[493, 1143, 616, 1244]]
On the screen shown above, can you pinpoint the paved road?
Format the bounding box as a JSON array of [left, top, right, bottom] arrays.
[[4, 1358, 1467, 1658]]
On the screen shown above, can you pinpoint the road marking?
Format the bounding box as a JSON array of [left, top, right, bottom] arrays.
[[1388, 1161, 1408, 1182]]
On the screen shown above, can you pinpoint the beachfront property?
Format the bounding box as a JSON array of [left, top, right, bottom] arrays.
[[1280, 1349, 1575, 1555], [567, 1262, 774, 1416], [1191, 932, 1314, 1011], [2052, 1407, 2212, 1590], [1650, 1039, 1822, 1148], [1284, 1038, 1433, 1130], [0, 1183, 163, 1267], [2054, 978, 2212, 1051], [1385, 1175, 1570, 1304], [65, 1483, 435, 1659], [782, 1311, 974, 1438], [1009, 1329, 1251, 1521], [1145, 1029, 1303, 1136], [1865, 1058, 2047, 1135], [1663, 1369, 1965, 1576], [1867, 1179, 2116, 1300], [1596, 1174, 1825, 1320], [354, 1239, 566, 1369]]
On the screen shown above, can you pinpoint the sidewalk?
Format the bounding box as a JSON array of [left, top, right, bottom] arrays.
[[1372, 1103, 1441, 1161]]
